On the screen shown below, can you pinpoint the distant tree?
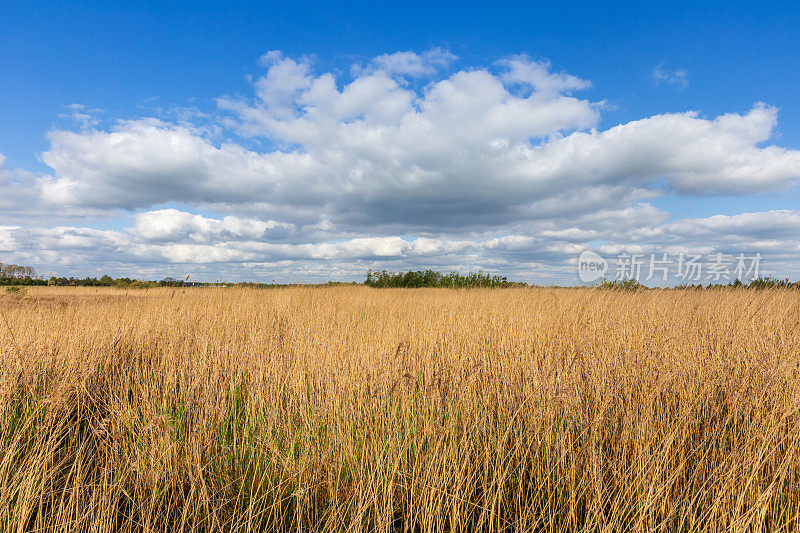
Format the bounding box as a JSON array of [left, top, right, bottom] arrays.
[[0, 262, 44, 285]]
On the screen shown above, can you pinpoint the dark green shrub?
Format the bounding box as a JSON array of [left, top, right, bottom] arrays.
[[364, 269, 526, 288], [597, 279, 646, 291]]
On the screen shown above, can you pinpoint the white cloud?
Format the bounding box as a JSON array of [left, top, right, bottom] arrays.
[[499, 55, 591, 94], [3, 207, 800, 282], [37, 99, 799, 229], [365, 48, 456, 77], [660, 210, 800, 241], [58, 103, 102, 128], [0, 225, 20, 252], [2, 52, 800, 282], [131, 208, 293, 242], [0, 155, 56, 223], [653, 65, 689, 89]]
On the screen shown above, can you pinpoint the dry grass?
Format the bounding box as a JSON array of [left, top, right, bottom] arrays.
[[1, 286, 799, 532]]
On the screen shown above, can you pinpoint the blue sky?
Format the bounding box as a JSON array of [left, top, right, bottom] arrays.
[[1, 1, 800, 283]]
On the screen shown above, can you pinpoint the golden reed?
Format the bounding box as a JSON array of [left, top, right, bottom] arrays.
[[0, 286, 799, 531]]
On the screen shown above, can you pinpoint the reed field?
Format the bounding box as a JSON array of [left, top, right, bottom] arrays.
[[1, 286, 799, 532]]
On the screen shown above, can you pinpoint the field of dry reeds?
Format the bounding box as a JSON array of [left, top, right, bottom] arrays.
[[1, 286, 799, 532]]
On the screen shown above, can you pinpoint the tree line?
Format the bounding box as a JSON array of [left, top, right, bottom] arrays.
[[0, 263, 42, 285], [364, 269, 527, 288], [0, 263, 188, 287], [2, 261, 797, 290]]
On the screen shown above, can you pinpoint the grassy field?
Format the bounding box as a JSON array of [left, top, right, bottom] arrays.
[[1, 286, 799, 532]]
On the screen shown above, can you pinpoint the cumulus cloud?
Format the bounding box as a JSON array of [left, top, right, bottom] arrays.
[[36, 54, 800, 228], [3, 207, 800, 282], [0, 155, 55, 223], [37, 100, 799, 229], [0, 225, 20, 252], [3, 51, 800, 282], [131, 209, 294, 243]]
